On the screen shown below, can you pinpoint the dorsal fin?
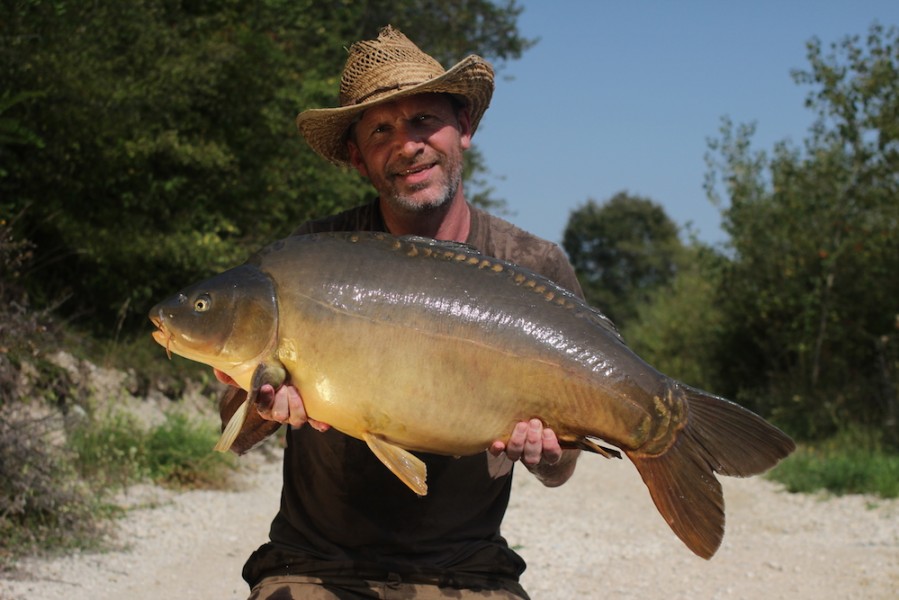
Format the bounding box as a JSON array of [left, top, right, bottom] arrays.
[[399, 235, 480, 255]]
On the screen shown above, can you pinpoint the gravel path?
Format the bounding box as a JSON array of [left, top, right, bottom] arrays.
[[2, 452, 897, 599]]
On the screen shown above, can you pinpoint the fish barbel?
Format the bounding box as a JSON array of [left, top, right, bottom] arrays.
[[149, 232, 794, 559]]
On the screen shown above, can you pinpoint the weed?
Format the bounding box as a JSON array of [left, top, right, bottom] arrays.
[[0, 410, 101, 565], [70, 409, 237, 491], [144, 412, 236, 489], [767, 426, 899, 499], [69, 410, 149, 489]]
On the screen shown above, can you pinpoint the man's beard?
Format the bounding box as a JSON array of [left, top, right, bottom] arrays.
[[385, 152, 463, 216]]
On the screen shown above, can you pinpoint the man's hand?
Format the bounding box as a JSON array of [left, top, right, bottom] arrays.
[[255, 383, 331, 432], [213, 369, 330, 432], [489, 418, 562, 466], [488, 418, 579, 487]]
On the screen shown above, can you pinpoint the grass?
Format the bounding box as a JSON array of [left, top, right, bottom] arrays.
[[70, 409, 237, 491], [766, 427, 899, 499], [144, 412, 236, 488]]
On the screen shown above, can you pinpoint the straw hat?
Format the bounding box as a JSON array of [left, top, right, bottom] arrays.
[[296, 25, 495, 166]]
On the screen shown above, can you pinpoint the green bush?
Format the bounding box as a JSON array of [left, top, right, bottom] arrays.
[[69, 411, 148, 489], [70, 410, 236, 491], [767, 427, 899, 498], [144, 412, 235, 488], [0, 411, 101, 564]]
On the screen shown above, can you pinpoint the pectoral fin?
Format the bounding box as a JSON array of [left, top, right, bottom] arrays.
[[214, 396, 249, 452], [363, 433, 428, 496], [214, 361, 287, 453]]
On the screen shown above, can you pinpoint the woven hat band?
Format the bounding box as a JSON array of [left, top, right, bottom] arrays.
[[347, 73, 439, 106]]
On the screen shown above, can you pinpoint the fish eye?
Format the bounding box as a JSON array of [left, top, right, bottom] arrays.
[[194, 294, 212, 312]]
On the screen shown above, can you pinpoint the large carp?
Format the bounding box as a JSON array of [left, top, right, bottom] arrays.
[[149, 231, 794, 559]]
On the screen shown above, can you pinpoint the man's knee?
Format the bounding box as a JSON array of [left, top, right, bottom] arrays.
[[248, 575, 527, 599], [248, 575, 361, 600]]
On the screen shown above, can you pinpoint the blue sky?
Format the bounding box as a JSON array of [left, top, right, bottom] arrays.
[[473, 0, 899, 246]]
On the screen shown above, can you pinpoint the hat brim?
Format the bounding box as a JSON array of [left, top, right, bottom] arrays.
[[296, 55, 494, 166]]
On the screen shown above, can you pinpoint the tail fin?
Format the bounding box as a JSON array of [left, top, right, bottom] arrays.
[[625, 385, 795, 559]]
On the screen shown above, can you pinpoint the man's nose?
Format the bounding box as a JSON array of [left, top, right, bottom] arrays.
[[394, 123, 426, 155]]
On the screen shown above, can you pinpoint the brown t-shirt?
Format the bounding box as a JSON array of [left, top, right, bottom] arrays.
[[242, 199, 583, 594]]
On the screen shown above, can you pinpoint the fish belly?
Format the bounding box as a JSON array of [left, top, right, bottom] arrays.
[[278, 307, 655, 457]]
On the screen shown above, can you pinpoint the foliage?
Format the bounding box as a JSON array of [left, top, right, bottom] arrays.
[[0, 215, 72, 412], [0, 90, 45, 179], [0, 217, 101, 563], [144, 412, 236, 488], [1, 0, 533, 336], [621, 243, 728, 393], [562, 192, 684, 328], [767, 427, 899, 498], [704, 23, 899, 443], [0, 2, 534, 560], [2, 402, 234, 562], [1, 214, 234, 563], [0, 409, 100, 563], [70, 410, 236, 490], [68, 411, 149, 489]]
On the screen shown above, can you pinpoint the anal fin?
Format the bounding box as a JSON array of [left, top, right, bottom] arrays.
[[363, 433, 428, 496], [559, 435, 622, 459]]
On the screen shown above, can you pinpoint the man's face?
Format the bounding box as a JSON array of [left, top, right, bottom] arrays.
[[347, 93, 472, 216]]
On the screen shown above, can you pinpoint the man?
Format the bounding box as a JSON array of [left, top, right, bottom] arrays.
[[220, 26, 584, 599]]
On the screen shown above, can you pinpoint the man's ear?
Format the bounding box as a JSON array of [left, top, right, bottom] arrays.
[[348, 140, 369, 178], [458, 107, 472, 151]]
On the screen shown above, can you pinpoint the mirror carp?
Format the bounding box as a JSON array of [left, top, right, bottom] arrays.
[[149, 232, 794, 559]]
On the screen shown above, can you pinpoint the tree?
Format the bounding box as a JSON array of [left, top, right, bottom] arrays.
[[704, 23, 899, 442], [562, 192, 684, 328], [622, 243, 727, 394], [0, 0, 533, 334]]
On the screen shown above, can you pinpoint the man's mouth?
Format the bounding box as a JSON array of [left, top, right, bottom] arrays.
[[392, 162, 435, 179]]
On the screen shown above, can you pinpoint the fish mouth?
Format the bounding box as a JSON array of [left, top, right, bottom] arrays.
[[149, 314, 174, 360]]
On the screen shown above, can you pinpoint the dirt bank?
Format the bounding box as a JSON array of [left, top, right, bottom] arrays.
[[2, 452, 897, 599]]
